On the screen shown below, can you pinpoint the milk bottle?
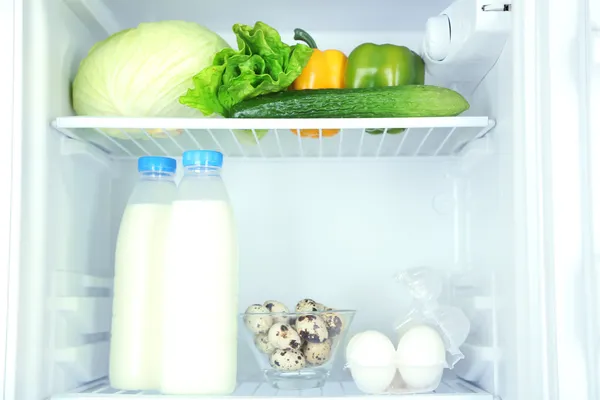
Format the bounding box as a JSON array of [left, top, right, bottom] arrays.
[[110, 156, 176, 390], [161, 150, 238, 395]]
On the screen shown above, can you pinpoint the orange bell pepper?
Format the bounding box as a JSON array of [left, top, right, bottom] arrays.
[[291, 29, 347, 138]]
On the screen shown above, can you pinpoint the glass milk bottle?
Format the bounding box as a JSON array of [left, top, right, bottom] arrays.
[[161, 150, 239, 395], [110, 156, 176, 390]]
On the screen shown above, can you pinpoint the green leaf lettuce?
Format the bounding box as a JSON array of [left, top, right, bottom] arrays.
[[179, 22, 313, 117]]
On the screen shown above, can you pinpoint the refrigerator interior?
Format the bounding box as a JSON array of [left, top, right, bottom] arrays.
[[8, 0, 531, 399]]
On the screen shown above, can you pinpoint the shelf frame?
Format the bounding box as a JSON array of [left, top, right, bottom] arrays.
[[52, 378, 493, 399], [51, 117, 496, 160]]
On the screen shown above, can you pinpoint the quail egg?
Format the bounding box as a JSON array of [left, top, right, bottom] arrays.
[[322, 311, 343, 337], [263, 300, 289, 323], [295, 314, 329, 343], [303, 340, 332, 365], [268, 322, 302, 350], [295, 299, 325, 312], [270, 349, 306, 371], [254, 334, 275, 354], [244, 304, 273, 334]]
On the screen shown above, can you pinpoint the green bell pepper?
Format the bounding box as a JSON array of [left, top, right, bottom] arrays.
[[345, 43, 425, 134]]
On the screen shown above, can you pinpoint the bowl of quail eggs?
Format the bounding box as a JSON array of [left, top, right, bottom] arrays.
[[241, 298, 356, 390]]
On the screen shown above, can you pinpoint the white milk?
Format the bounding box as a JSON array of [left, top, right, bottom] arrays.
[[161, 200, 238, 395], [110, 203, 172, 390]]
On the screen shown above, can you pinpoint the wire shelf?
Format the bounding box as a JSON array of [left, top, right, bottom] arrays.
[[52, 117, 496, 159], [53, 378, 493, 399]]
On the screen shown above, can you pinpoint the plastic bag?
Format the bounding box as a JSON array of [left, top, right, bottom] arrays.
[[394, 266, 470, 370], [345, 266, 470, 394]]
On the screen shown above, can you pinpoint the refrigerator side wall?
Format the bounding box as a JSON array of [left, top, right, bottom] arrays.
[[450, 38, 513, 394], [507, 0, 597, 399], [0, 0, 23, 399], [17, 0, 115, 398], [536, 0, 595, 398]]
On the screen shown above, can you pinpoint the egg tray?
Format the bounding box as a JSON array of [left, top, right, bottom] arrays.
[[345, 326, 448, 395], [343, 267, 471, 395]]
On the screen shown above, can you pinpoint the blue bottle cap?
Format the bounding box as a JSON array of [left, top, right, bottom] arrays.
[[137, 156, 177, 173], [182, 150, 224, 168]]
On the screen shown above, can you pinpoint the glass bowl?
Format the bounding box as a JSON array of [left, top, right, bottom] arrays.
[[240, 310, 356, 390]]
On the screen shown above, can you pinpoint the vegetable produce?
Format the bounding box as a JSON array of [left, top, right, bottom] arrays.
[[346, 44, 425, 88], [180, 22, 313, 118], [291, 29, 347, 138], [230, 85, 469, 119], [73, 20, 230, 138], [233, 129, 268, 145], [345, 43, 425, 134], [291, 30, 346, 90]]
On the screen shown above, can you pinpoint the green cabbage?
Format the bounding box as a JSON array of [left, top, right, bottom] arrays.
[[180, 22, 313, 117], [73, 21, 230, 121]]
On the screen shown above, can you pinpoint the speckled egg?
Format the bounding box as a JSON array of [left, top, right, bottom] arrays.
[[303, 340, 332, 365], [254, 334, 275, 354], [296, 299, 325, 312], [263, 300, 290, 323], [244, 304, 273, 334], [295, 314, 329, 343], [322, 311, 344, 337], [268, 322, 302, 350], [270, 349, 306, 371]]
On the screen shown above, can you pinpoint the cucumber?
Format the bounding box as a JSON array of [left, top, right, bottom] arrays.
[[229, 85, 469, 119]]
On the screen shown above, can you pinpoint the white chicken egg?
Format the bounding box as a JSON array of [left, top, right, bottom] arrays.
[[346, 330, 396, 367], [396, 324, 445, 390], [346, 330, 396, 395], [345, 331, 377, 362], [345, 332, 366, 363], [349, 365, 396, 394]]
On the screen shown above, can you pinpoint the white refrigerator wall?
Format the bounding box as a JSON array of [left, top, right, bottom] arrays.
[[17, 0, 108, 398], [587, 1, 600, 396], [98, 0, 454, 34], [10, 0, 522, 399], [111, 158, 461, 383]]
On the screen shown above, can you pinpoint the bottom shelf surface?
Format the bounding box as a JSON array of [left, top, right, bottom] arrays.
[[53, 379, 492, 399]]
